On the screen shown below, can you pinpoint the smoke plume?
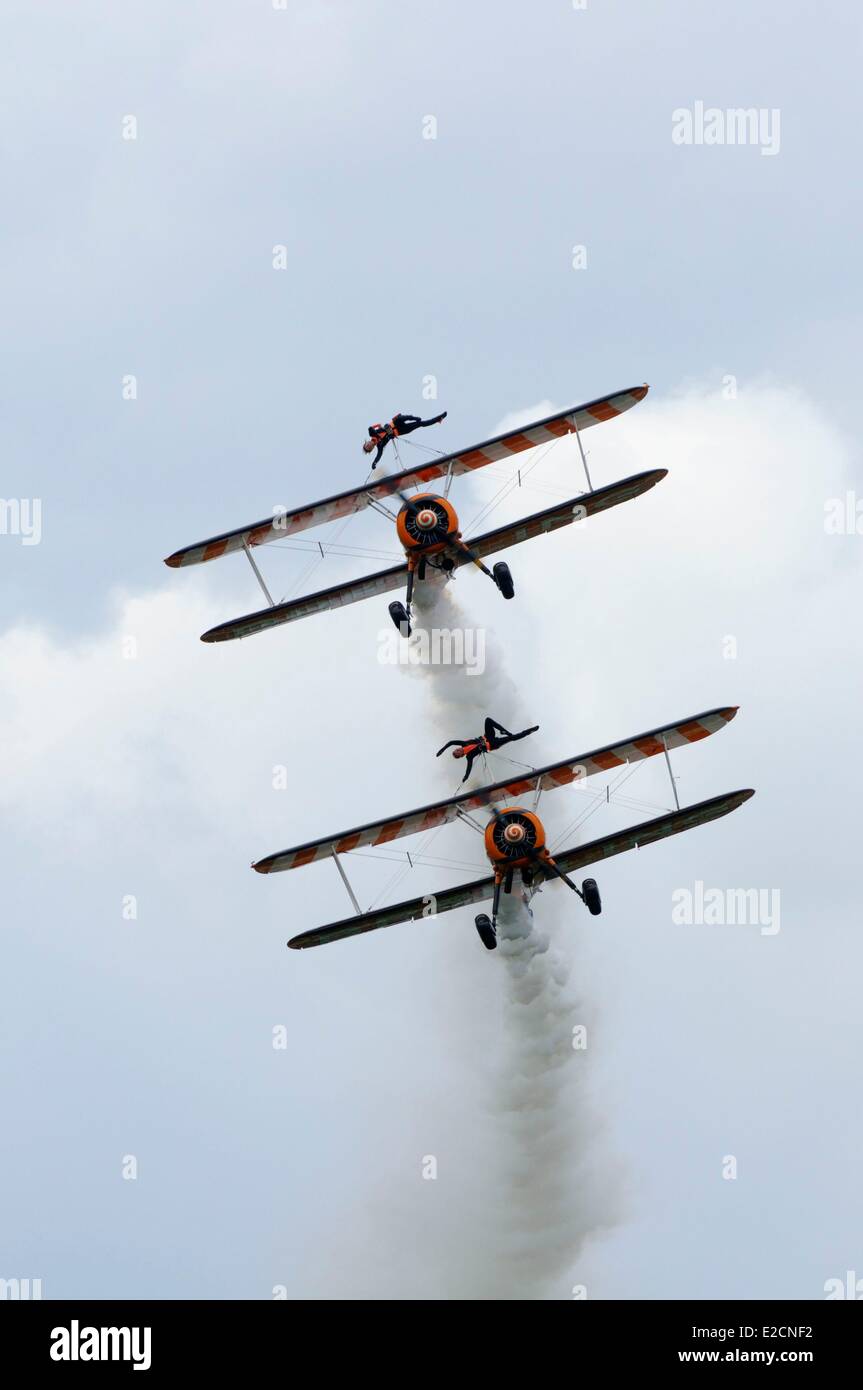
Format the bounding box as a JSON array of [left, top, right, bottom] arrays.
[[401, 580, 623, 1298]]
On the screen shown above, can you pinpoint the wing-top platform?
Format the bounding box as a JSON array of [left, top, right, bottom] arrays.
[[287, 789, 755, 949], [254, 706, 739, 874], [164, 385, 648, 569]]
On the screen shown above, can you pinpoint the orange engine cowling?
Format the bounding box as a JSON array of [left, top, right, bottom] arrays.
[[396, 493, 459, 551], [484, 807, 546, 866]]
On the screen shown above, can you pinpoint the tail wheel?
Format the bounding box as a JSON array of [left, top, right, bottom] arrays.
[[490, 811, 539, 861], [474, 914, 497, 951], [583, 878, 602, 916], [388, 601, 410, 636], [493, 561, 515, 599]]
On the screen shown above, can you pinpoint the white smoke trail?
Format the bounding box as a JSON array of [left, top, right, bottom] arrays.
[[403, 579, 623, 1299]]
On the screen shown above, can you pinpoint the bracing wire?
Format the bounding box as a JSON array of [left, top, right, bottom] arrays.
[[269, 539, 402, 561], [464, 436, 564, 534], [485, 750, 537, 773], [400, 435, 450, 460], [549, 760, 658, 851], [366, 820, 447, 910], [345, 848, 487, 874]]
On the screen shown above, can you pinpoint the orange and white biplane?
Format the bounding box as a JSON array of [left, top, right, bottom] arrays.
[[164, 385, 662, 640], [251, 707, 754, 952]]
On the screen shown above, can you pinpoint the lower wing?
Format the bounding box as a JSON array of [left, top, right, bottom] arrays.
[[465, 467, 666, 561], [201, 564, 407, 643]]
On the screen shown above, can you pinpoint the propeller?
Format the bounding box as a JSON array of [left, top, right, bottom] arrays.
[[489, 808, 540, 860], [399, 496, 452, 547], [487, 802, 585, 901]]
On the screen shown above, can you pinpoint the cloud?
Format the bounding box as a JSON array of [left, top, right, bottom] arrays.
[[1, 379, 861, 1298]]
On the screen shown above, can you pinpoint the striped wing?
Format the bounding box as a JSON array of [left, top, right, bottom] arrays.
[[255, 707, 739, 873], [165, 385, 648, 568], [201, 564, 408, 644], [287, 789, 755, 949], [288, 879, 494, 950], [466, 468, 666, 561], [201, 468, 666, 643], [553, 788, 755, 876]]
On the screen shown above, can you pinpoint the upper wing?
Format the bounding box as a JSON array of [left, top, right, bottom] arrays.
[[201, 468, 666, 643], [255, 707, 739, 873], [287, 788, 755, 949], [164, 384, 648, 568]]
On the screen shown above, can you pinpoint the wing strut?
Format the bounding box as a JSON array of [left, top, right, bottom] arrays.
[[660, 732, 681, 811], [367, 497, 398, 521], [243, 541, 275, 607], [331, 849, 361, 914], [572, 414, 594, 491]]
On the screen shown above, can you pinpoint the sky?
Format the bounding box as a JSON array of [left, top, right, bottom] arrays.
[[1, 1, 861, 1300]]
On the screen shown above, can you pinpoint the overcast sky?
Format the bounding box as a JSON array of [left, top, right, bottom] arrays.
[[1, 1, 861, 1300]]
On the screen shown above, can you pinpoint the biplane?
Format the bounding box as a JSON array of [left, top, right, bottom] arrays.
[[164, 385, 662, 641], [251, 707, 754, 952]]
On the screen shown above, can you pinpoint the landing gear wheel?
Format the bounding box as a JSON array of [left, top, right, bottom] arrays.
[[582, 878, 602, 916], [389, 601, 410, 636], [474, 913, 497, 951], [492, 561, 515, 600]]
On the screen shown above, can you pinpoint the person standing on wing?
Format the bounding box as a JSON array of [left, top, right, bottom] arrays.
[[363, 410, 448, 469], [437, 718, 540, 784]]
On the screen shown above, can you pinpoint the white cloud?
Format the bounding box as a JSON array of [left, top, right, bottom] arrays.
[[1, 380, 861, 1298]]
